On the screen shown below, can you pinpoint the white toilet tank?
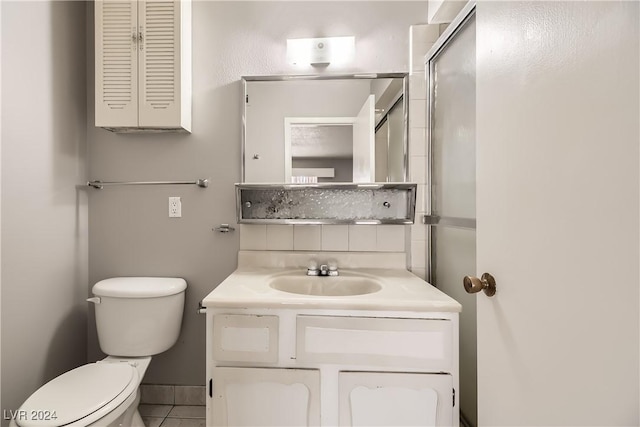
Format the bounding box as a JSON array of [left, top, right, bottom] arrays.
[[91, 277, 187, 357]]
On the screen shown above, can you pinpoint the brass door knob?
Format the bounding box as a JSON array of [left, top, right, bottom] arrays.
[[463, 273, 496, 297]]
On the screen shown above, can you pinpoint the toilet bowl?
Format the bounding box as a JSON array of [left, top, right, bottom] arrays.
[[11, 277, 186, 427]]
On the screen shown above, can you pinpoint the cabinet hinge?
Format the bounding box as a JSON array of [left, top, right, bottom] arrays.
[[246, 95, 249, 103], [453, 388, 456, 407], [209, 378, 213, 398]]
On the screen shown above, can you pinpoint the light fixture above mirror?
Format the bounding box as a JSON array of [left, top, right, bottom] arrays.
[[286, 36, 355, 66]]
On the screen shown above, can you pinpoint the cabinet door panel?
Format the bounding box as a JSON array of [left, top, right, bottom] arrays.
[[95, 0, 138, 127], [212, 367, 320, 427], [297, 316, 453, 370], [138, 0, 185, 127], [339, 372, 453, 427], [213, 314, 279, 363]]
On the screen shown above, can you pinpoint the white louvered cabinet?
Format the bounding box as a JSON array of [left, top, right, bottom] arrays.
[[95, 0, 191, 132]]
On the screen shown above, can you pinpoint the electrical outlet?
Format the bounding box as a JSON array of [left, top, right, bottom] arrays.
[[169, 197, 182, 218]]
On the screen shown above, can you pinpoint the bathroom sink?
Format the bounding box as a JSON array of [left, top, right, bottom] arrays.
[[268, 274, 382, 296]]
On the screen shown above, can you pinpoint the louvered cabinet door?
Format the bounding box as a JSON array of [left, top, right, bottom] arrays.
[[95, 0, 138, 127], [138, 0, 187, 129]]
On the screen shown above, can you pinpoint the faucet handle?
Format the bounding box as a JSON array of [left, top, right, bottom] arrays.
[[327, 260, 339, 276], [307, 260, 319, 276]]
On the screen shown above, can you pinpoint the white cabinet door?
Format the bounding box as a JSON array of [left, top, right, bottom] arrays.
[[95, 0, 190, 131], [95, 0, 139, 127], [212, 367, 321, 427], [339, 372, 453, 427], [138, 0, 187, 128]]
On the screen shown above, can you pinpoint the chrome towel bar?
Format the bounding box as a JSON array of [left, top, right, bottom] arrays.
[[87, 179, 209, 190]]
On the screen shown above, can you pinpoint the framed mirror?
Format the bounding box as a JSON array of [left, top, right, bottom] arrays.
[[242, 74, 409, 184]]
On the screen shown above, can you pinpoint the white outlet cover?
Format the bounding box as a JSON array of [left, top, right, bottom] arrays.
[[169, 197, 182, 218]]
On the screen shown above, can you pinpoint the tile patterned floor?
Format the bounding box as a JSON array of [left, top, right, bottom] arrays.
[[140, 404, 206, 427]]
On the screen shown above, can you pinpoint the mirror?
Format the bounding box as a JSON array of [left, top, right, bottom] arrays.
[[242, 74, 408, 183]]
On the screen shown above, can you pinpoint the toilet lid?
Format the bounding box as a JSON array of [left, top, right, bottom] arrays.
[[17, 363, 135, 427]]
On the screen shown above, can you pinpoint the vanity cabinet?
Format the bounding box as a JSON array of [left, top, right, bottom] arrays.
[[206, 310, 458, 426], [95, 0, 191, 132]]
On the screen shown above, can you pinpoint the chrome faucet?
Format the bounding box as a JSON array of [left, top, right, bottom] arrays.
[[307, 260, 339, 276]]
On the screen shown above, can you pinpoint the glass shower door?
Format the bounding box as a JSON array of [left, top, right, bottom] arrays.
[[427, 11, 477, 427]]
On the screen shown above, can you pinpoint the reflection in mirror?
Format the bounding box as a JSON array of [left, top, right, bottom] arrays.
[[242, 74, 408, 183], [289, 122, 353, 183]]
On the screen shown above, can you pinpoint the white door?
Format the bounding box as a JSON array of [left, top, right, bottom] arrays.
[[352, 95, 375, 182], [475, 1, 639, 425]]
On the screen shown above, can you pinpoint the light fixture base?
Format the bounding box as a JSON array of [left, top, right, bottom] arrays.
[[287, 36, 355, 66]]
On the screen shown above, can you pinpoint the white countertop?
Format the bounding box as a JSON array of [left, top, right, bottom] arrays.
[[203, 267, 462, 312]]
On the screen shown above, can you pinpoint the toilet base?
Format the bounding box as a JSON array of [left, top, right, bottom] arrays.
[[131, 408, 145, 427], [86, 388, 140, 427]]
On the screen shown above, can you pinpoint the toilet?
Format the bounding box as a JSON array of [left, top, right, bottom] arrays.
[[11, 277, 187, 427]]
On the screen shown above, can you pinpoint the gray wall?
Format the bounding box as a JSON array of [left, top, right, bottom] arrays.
[[87, 1, 426, 385], [1, 0, 88, 418]]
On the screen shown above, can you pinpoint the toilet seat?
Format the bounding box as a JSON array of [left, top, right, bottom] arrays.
[[17, 362, 138, 427]]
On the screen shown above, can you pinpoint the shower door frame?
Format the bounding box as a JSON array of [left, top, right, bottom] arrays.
[[424, 3, 477, 427], [425, 0, 477, 285]]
